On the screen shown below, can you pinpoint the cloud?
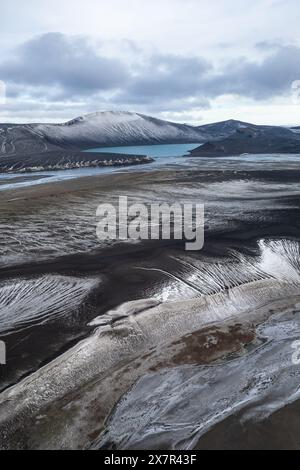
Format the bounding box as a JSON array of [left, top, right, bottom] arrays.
[[113, 45, 300, 107], [0, 33, 129, 98], [123, 54, 211, 98], [112, 53, 212, 111], [207, 45, 300, 99], [1, 33, 300, 122]]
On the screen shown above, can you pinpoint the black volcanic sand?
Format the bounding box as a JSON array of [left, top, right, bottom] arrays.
[[0, 162, 300, 449], [0, 237, 260, 391], [0, 166, 299, 390], [195, 399, 300, 450], [0, 175, 50, 186]]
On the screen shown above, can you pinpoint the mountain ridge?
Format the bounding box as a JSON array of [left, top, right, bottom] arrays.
[[190, 124, 300, 157], [0, 112, 299, 167], [0, 111, 273, 157]]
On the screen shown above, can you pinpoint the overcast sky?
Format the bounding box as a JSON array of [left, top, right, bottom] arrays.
[[1, 0, 300, 125]]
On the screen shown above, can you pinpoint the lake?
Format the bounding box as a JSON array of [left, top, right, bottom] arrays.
[[85, 143, 201, 158], [0, 143, 200, 191], [1, 142, 299, 192]]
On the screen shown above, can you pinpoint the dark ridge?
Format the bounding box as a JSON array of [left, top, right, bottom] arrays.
[[190, 125, 300, 157], [0, 150, 153, 173]]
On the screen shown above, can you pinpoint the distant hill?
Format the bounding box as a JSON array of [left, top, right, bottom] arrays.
[[196, 119, 254, 138], [190, 125, 300, 157]]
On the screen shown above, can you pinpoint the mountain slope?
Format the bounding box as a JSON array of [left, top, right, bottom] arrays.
[[190, 125, 300, 157], [196, 119, 253, 138], [34, 111, 209, 149], [0, 124, 61, 156], [0, 111, 299, 162], [0, 112, 211, 157]]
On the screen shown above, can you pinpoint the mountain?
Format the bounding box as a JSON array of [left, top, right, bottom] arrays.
[[0, 112, 213, 157], [0, 123, 61, 156], [190, 125, 300, 157], [35, 112, 211, 148], [0, 112, 299, 171], [1, 112, 266, 158], [196, 119, 253, 138]]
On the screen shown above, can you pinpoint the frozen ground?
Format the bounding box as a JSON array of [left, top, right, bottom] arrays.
[[0, 155, 299, 449]]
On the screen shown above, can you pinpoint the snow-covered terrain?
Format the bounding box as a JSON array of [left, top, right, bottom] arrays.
[[0, 111, 297, 168], [0, 112, 254, 158], [34, 111, 209, 149]]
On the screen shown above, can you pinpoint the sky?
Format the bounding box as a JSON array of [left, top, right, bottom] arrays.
[[0, 0, 300, 125]]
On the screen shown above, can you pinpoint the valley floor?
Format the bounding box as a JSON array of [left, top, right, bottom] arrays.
[[0, 158, 300, 449]]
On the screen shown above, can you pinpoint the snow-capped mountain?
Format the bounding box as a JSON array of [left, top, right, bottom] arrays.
[[34, 111, 209, 149], [0, 111, 218, 157], [0, 111, 294, 159]]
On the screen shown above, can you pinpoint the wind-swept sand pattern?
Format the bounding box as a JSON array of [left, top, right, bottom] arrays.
[[0, 157, 299, 449], [0, 239, 300, 449], [0, 275, 100, 335]]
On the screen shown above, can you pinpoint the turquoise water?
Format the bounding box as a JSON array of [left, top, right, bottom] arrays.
[[85, 143, 200, 158], [0, 143, 200, 191], [1, 150, 300, 191]]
